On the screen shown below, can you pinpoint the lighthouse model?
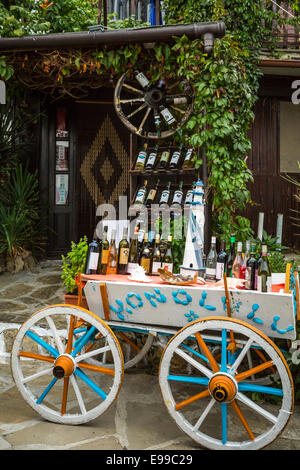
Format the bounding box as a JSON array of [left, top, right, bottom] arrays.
[[180, 178, 205, 277]]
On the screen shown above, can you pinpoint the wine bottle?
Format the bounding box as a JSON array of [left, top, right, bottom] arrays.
[[158, 148, 171, 169], [127, 226, 139, 274], [245, 242, 257, 290], [134, 143, 148, 171], [257, 245, 271, 292], [169, 144, 183, 170], [107, 229, 117, 275], [85, 235, 100, 275], [159, 105, 176, 125], [146, 179, 160, 207], [171, 181, 184, 206], [232, 242, 244, 279], [226, 235, 236, 277], [216, 239, 227, 281], [184, 187, 194, 205], [145, 145, 159, 170], [240, 240, 250, 280], [182, 148, 194, 169], [151, 233, 161, 275], [97, 226, 109, 274], [134, 70, 150, 88], [140, 232, 151, 274], [133, 179, 148, 206], [162, 234, 173, 272], [205, 236, 217, 281], [117, 227, 129, 274], [159, 181, 171, 207]]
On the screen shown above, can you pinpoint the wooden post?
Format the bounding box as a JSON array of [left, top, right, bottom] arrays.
[[257, 212, 264, 241], [155, 0, 160, 25], [284, 262, 291, 294], [103, 0, 107, 27]]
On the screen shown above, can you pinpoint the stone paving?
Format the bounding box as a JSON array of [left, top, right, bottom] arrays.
[[0, 261, 299, 451]]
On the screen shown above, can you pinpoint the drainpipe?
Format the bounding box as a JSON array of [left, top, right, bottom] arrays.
[[0, 21, 225, 55]]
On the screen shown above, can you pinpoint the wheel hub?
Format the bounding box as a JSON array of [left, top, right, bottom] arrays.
[[53, 354, 75, 379], [208, 373, 237, 403], [144, 87, 165, 107]]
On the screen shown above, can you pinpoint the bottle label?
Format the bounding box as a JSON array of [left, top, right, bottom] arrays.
[[88, 252, 99, 271], [119, 247, 129, 265], [184, 190, 193, 204], [136, 72, 149, 88], [162, 262, 173, 273], [141, 258, 151, 273], [172, 190, 183, 204], [136, 151, 147, 165], [135, 189, 146, 203], [146, 152, 157, 166], [101, 249, 109, 264], [184, 149, 193, 162], [147, 189, 157, 201], [160, 151, 170, 163], [160, 108, 175, 124], [216, 262, 224, 281], [257, 275, 271, 292], [170, 151, 180, 165], [127, 262, 139, 274], [152, 261, 161, 274], [160, 190, 170, 203], [205, 267, 216, 280]]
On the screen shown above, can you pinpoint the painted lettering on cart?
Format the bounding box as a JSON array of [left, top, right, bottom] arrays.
[[199, 291, 216, 311], [247, 303, 264, 325], [271, 315, 294, 335]]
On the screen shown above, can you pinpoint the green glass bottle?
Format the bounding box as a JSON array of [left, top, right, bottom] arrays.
[[117, 227, 129, 274], [257, 244, 271, 292], [134, 143, 148, 171], [158, 148, 171, 169], [169, 144, 183, 170], [182, 148, 194, 169], [226, 235, 236, 277]]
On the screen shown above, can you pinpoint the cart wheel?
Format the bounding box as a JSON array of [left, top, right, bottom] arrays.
[[114, 70, 194, 139], [159, 317, 294, 450], [11, 304, 124, 425], [86, 328, 155, 370]]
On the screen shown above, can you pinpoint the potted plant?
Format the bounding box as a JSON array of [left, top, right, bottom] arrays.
[[61, 236, 89, 308]]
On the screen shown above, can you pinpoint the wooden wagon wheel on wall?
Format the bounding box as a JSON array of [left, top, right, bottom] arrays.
[[114, 70, 194, 139]]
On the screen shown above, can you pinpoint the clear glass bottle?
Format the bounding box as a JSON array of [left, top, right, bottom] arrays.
[[240, 240, 250, 279], [107, 230, 117, 275], [169, 144, 183, 170], [146, 179, 160, 207], [133, 179, 148, 206], [171, 181, 184, 206], [159, 181, 171, 207], [134, 143, 148, 171], [158, 148, 171, 169], [182, 148, 194, 169], [162, 234, 173, 273], [232, 241, 244, 279], [205, 236, 217, 281]]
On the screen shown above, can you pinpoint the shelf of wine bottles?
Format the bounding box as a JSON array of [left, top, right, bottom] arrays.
[[84, 226, 175, 277]]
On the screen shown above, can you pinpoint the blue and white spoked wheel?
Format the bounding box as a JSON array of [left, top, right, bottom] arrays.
[[11, 305, 124, 425], [159, 317, 294, 450]]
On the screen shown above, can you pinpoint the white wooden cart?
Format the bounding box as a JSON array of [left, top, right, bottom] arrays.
[[10, 268, 299, 450]]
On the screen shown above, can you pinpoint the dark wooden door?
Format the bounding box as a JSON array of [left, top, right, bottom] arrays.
[[75, 95, 131, 242]]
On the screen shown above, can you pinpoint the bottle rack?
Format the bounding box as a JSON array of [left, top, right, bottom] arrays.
[[130, 143, 199, 208]]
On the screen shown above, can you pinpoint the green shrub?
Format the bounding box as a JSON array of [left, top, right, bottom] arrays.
[[61, 237, 88, 294]]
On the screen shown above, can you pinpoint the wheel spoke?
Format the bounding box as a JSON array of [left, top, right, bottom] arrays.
[[66, 315, 76, 354], [61, 377, 69, 415], [46, 316, 64, 354], [117, 331, 140, 353], [221, 403, 227, 444], [175, 389, 210, 411], [71, 326, 97, 357], [167, 374, 209, 386], [221, 329, 227, 373], [127, 102, 147, 119], [77, 362, 115, 376], [25, 331, 59, 358], [235, 360, 274, 383], [36, 377, 57, 404], [74, 367, 107, 400], [238, 382, 283, 397], [120, 97, 145, 104], [18, 351, 55, 364], [193, 398, 215, 431], [195, 332, 219, 373], [170, 104, 186, 115], [231, 400, 255, 441], [22, 366, 54, 384], [137, 106, 151, 135], [74, 344, 111, 363], [122, 83, 144, 95], [174, 347, 214, 378], [70, 375, 87, 415], [181, 343, 212, 365], [229, 338, 253, 375], [236, 391, 278, 423]]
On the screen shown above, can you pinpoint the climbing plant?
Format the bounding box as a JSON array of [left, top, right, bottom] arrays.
[[1, 0, 298, 241]]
